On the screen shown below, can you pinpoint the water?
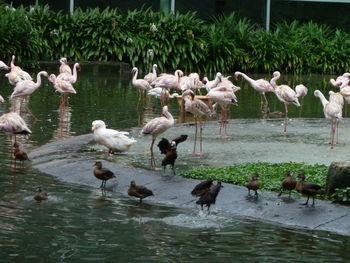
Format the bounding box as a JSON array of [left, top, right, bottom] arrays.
[[0, 64, 349, 262]]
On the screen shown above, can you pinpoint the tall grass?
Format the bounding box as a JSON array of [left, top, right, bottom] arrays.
[[1, 3, 350, 74]]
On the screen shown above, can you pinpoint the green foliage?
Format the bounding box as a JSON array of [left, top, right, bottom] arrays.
[[331, 187, 350, 205], [1, 4, 350, 73], [180, 162, 328, 192]]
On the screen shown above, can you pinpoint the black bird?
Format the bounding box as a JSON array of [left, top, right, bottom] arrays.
[[157, 134, 188, 175], [296, 173, 323, 207], [34, 186, 48, 201], [191, 179, 214, 197], [196, 182, 223, 210], [128, 180, 154, 203], [93, 161, 116, 188]]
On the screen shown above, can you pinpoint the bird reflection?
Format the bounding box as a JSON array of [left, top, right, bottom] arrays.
[[51, 105, 72, 142]]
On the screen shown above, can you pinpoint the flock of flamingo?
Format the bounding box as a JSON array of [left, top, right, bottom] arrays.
[[0, 57, 347, 173]]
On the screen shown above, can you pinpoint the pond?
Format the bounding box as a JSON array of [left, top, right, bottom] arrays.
[[0, 63, 349, 262]]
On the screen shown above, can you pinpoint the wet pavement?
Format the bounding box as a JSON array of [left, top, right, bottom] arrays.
[[30, 118, 350, 236]]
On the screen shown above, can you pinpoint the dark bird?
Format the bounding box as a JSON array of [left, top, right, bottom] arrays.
[[191, 179, 214, 197], [157, 134, 188, 175], [196, 182, 223, 210], [34, 186, 48, 201], [245, 173, 260, 196], [278, 170, 297, 197], [128, 180, 154, 202], [93, 161, 116, 188], [13, 142, 29, 162], [296, 173, 323, 207]]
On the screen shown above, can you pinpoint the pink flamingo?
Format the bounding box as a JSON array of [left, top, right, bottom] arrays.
[[270, 71, 300, 132], [0, 112, 32, 143], [182, 89, 212, 154], [314, 90, 342, 149], [329, 91, 344, 144], [141, 105, 175, 169], [59, 57, 72, 74], [295, 84, 308, 116], [203, 72, 222, 91], [57, 63, 80, 84], [5, 55, 32, 85], [49, 74, 77, 107], [0, 60, 9, 70], [11, 71, 48, 118], [144, 64, 158, 84], [131, 67, 151, 92], [207, 86, 239, 137], [234, 71, 274, 114], [151, 69, 183, 104]]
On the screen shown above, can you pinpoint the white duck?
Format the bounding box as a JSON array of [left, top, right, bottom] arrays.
[[92, 120, 137, 154]]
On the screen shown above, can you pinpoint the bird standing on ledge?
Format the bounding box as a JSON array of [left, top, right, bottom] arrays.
[[245, 173, 260, 197], [128, 180, 154, 203], [93, 161, 116, 188], [191, 179, 214, 197], [196, 182, 223, 211]]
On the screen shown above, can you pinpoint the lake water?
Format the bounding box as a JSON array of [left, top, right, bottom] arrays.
[[0, 63, 349, 262]]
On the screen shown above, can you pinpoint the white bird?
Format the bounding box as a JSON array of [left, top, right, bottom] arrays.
[[140, 105, 175, 169], [151, 70, 183, 104], [147, 87, 179, 99], [57, 63, 80, 84], [207, 85, 239, 137], [5, 55, 32, 85], [144, 64, 158, 84], [270, 71, 300, 132], [49, 74, 77, 107], [59, 57, 72, 74], [234, 71, 274, 114], [182, 89, 212, 154], [314, 90, 342, 149], [203, 72, 222, 91], [131, 67, 151, 92], [92, 120, 136, 154], [0, 112, 32, 143]]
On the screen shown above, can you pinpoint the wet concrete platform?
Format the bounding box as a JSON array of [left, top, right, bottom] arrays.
[[30, 118, 350, 236]]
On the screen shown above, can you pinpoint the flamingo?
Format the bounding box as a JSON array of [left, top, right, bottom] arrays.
[[203, 72, 222, 91], [234, 71, 274, 114], [182, 89, 212, 154], [92, 120, 137, 154], [11, 71, 48, 118], [295, 84, 308, 116], [5, 55, 32, 85], [0, 60, 9, 70], [59, 57, 72, 74], [207, 86, 239, 137], [144, 64, 158, 84], [57, 63, 80, 84], [140, 105, 175, 169], [151, 70, 183, 104], [0, 112, 32, 144], [48, 74, 77, 107], [314, 90, 342, 149], [329, 91, 344, 144], [270, 71, 300, 132], [147, 87, 179, 99], [131, 67, 151, 92]]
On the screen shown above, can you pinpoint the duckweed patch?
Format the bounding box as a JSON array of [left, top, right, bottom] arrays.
[[180, 162, 328, 192]]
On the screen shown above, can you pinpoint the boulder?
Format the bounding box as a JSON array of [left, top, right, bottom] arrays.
[[326, 161, 350, 195]]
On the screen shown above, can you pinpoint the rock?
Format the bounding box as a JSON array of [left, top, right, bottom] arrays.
[[326, 161, 350, 195]]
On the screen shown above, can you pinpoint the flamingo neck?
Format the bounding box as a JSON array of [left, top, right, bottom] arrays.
[[132, 69, 138, 82], [72, 64, 79, 81], [317, 92, 329, 107]]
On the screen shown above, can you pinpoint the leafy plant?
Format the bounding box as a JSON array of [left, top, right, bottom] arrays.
[[331, 187, 350, 204], [180, 162, 328, 192]]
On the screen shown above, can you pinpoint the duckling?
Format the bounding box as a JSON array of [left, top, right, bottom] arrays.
[[34, 186, 48, 201], [93, 161, 116, 188], [128, 180, 153, 203], [196, 182, 223, 210], [245, 173, 260, 196], [191, 179, 214, 197], [296, 173, 322, 207], [13, 142, 29, 162], [278, 170, 297, 197], [157, 134, 188, 175]]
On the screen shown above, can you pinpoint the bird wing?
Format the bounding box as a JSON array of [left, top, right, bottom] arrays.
[[172, 134, 188, 145], [135, 185, 153, 196], [191, 180, 213, 196], [157, 138, 171, 154]]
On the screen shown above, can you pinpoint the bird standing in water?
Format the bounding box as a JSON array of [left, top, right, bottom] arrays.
[[93, 161, 116, 188], [128, 180, 154, 203], [34, 186, 48, 201], [196, 182, 223, 211]]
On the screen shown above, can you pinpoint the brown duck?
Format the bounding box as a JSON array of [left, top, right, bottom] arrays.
[[34, 186, 48, 201], [93, 161, 116, 188], [191, 179, 213, 197], [196, 182, 223, 210], [278, 170, 297, 197], [245, 173, 260, 196], [13, 142, 29, 162], [296, 173, 322, 207], [128, 180, 153, 202]]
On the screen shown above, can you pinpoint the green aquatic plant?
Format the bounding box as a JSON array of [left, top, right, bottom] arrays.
[[331, 187, 350, 205], [180, 162, 328, 192]]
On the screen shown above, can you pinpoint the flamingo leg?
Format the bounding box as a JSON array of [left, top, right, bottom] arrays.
[[199, 120, 203, 154], [150, 138, 157, 169], [260, 95, 263, 114], [336, 119, 340, 144], [193, 118, 198, 154], [263, 94, 269, 114], [330, 119, 335, 149], [284, 104, 288, 133]]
